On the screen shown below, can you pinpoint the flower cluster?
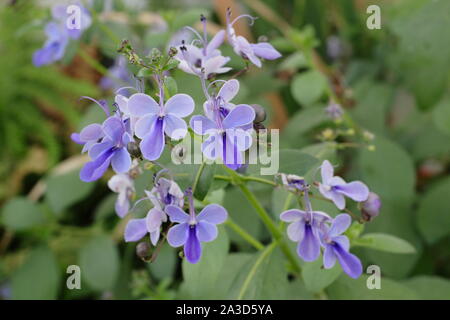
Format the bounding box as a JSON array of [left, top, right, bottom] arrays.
[[279, 160, 378, 278], [33, 3, 91, 66]]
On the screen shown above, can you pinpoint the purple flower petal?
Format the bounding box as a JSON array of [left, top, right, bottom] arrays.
[[164, 114, 187, 140], [185, 226, 202, 264], [190, 115, 217, 135], [222, 105, 255, 129], [287, 220, 305, 242], [167, 223, 189, 247], [115, 94, 129, 114], [71, 133, 83, 145], [321, 160, 334, 184], [128, 93, 159, 116], [218, 79, 239, 102], [206, 30, 225, 54], [250, 42, 282, 60], [80, 148, 114, 182], [79, 123, 103, 141], [222, 133, 243, 170], [323, 245, 337, 269], [328, 214, 351, 237], [146, 208, 165, 233], [297, 224, 320, 262], [336, 181, 370, 202], [124, 218, 148, 242], [165, 94, 195, 118], [134, 114, 158, 139], [196, 221, 218, 242], [280, 209, 305, 222], [88, 141, 113, 159], [334, 244, 363, 279], [197, 204, 228, 224], [165, 205, 189, 223], [102, 117, 123, 144], [111, 148, 131, 173], [150, 229, 160, 246], [115, 193, 129, 218], [225, 128, 252, 151], [139, 117, 165, 161], [333, 235, 350, 252], [201, 134, 222, 159]]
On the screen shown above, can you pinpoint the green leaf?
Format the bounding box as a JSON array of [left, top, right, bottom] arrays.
[[223, 188, 263, 247], [353, 233, 416, 254], [193, 162, 216, 201], [277, 149, 319, 177], [302, 257, 342, 293], [11, 246, 60, 299], [79, 235, 120, 291], [1, 197, 45, 231], [180, 227, 229, 299], [432, 97, 450, 136], [291, 70, 327, 106], [327, 274, 419, 300], [403, 276, 450, 300], [148, 243, 177, 281], [46, 170, 95, 215], [417, 177, 450, 244], [163, 76, 178, 98], [137, 67, 153, 77], [357, 137, 420, 277]]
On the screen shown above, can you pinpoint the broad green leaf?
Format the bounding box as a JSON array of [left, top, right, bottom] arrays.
[[327, 274, 419, 300], [432, 97, 450, 136], [46, 170, 95, 215], [417, 177, 450, 244], [302, 257, 342, 293], [180, 227, 229, 299], [229, 247, 289, 300], [389, 0, 450, 110], [357, 137, 420, 277], [353, 233, 416, 254], [224, 188, 263, 247], [403, 276, 450, 300], [79, 235, 120, 291], [291, 70, 327, 106], [163, 76, 178, 98], [1, 197, 45, 231], [11, 246, 60, 299], [149, 243, 177, 281], [277, 149, 319, 177]]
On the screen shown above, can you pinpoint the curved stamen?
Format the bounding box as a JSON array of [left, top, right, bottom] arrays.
[[231, 14, 258, 27], [115, 86, 135, 95], [80, 96, 110, 116], [183, 26, 205, 47]]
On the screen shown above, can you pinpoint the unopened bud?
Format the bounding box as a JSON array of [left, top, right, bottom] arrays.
[[360, 192, 381, 222], [136, 241, 152, 261], [250, 104, 266, 123], [127, 141, 141, 158]]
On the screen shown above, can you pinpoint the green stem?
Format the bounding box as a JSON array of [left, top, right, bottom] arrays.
[[214, 174, 277, 187], [77, 49, 109, 75], [225, 218, 264, 251], [237, 182, 300, 274], [191, 161, 206, 195], [237, 242, 277, 300]]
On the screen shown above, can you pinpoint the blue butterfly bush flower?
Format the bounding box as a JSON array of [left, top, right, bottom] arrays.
[[319, 160, 369, 210], [108, 173, 135, 218], [174, 15, 231, 79], [166, 189, 228, 264], [128, 93, 194, 161], [33, 3, 91, 67], [225, 8, 281, 67], [124, 174, 184, 245]]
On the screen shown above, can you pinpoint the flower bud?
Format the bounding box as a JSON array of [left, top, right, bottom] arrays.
[[136, 241, 152, 261], [360, 192, 381, 221], [250, 104, 266, 123], [127, 141, 141, 158]]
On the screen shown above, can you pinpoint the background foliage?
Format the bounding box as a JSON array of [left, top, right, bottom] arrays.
[[0, 0, 449, 300]]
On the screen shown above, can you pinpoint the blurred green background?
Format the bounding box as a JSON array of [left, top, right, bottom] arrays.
[[0, 0, 449, 300]]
